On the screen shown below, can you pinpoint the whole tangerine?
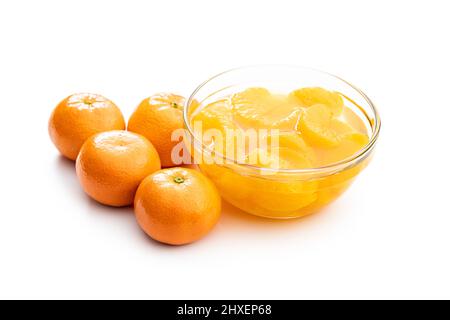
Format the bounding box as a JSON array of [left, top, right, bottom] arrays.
[[49, 93, 126, 160], [128, 93, 185, 167], [134, 167, 221, 245], [76, 130, 161, 207]]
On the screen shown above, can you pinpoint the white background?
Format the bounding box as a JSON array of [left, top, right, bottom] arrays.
[[1, 0, 449, 300]]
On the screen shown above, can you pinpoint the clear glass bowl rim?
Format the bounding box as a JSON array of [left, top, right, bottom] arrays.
[[183, 65, 381, 175]]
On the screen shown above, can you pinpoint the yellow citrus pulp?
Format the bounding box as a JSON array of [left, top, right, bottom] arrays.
[[190, 87, 371, 218]]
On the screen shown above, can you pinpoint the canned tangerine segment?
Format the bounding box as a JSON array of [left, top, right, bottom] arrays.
[[199, 163, 253, 201], [246, 147, 313, 170], [314, 133, 369, 166], [314, 134, 370, 203], [231, 87, 302, 130], [320, 158, 369, 189], [192, 98, 235, 132], [316, 180, 354, 207], [297, 104, 355, 148], [315, 159, 369, 206], [263, 132, 317, 165], [245, 147, 318, 212], [289, 87, 344, 115], [250, 176, 318, 213], [192, 99, 236, 159]]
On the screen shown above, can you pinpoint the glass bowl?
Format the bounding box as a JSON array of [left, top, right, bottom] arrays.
[[183, 65, 380, 219]]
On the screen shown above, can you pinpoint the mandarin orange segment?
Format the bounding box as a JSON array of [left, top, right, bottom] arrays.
[[251, 188, 318, 215], [315, 156, 371, 207], [272, 108, 302, 130], [243, 147, 318, 213], [297, 104, 355, 148], [315, 132, 369, 166], [192, 99, 235, 133], [263, 132, 316, 165], [192, 99, 250, 162], [246, 147, 313, 170], [199, 163, 252, 201], [231, 87, 301, 129], [289, 87, 344, 115], [250, 176, 318, 214]]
